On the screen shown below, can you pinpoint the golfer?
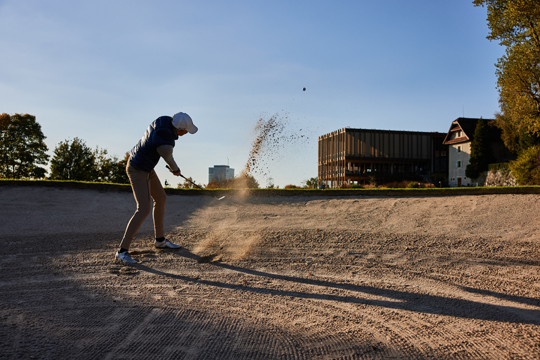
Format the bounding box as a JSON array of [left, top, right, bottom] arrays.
[[115, 112, 198, 264]]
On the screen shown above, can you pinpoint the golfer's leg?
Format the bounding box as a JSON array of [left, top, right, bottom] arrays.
[[120, 165, 152, 250], [149, 169, 167, 239]]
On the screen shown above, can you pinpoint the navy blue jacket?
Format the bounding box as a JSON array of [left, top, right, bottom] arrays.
[[129, 116, 179, 172]]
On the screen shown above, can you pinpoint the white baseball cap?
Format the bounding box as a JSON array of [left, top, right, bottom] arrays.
[[172, 112, 198, 134]]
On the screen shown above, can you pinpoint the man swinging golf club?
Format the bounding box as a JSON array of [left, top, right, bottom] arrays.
[[115, 112, 198, 264]]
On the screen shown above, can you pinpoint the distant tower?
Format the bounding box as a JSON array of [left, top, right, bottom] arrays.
[[208, 165, 235, 183]]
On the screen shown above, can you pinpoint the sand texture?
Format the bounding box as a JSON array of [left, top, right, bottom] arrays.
[[1, 185, 539, 359]]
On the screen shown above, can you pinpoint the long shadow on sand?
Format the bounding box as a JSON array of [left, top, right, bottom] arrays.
[[381, 262, 540, 308], [134, 249, 540, 326]]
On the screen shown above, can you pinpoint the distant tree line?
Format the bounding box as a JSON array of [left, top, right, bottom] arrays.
[[0, 113, 129, 183], [201, 176, 319, 189], [49, 137, 129, 183], [0, 113, 268, 187]]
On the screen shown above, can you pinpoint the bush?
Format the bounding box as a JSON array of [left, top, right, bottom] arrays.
[[429, 173, 447, 187], [508, 145, 540, 185], [407, 182, 419, 188], [284, 184, 298, 189], [383, 181, 412, 188], [380, 180, 434, 189], [465, 163, 481, 180]]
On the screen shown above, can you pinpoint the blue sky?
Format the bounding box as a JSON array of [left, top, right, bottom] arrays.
[[0, 0, 503, 187]]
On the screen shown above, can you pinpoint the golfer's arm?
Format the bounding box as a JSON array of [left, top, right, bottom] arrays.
[[157, 145, 180, 173]]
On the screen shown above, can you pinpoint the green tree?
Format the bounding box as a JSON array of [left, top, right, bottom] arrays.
[[509, 145, 540, 185], [465, 119, 494, 179], [109, 152, 130, 184], [50, 138, 96, 181], [473, 1, 540, 149], [304, 177, 318, 189], [91, 148, 130, 184], [0, 113, 49, 179], [93, 147, 114, 182]]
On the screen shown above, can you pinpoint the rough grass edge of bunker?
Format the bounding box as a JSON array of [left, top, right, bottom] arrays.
[[1, 179, 540, 197]]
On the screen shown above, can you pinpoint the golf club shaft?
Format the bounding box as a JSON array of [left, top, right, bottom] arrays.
[[180, 174, 204, 191], [166, 165, 225, 201]]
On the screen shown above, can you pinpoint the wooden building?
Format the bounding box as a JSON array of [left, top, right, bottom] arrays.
[[318, 128, 447, 188]]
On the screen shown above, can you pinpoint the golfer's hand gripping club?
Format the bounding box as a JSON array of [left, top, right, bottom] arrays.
[[165, 165, 181, 176]]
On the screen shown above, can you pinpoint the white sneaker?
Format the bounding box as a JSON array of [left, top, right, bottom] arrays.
[[154, 239, 181, 249], [115, 251, 137, 264]]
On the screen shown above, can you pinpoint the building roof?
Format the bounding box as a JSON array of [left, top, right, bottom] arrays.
[[319, 127, 446, 140], [442, 117, 494, 145]]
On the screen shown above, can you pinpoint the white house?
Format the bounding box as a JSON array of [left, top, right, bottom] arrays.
[[443, 117, 494, 187]]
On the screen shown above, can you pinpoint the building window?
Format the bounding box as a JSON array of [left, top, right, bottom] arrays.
[[457, 146, 461, 153], [457, 161, 462, 168]]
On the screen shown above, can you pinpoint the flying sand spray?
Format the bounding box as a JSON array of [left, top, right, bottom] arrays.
[[190, 113, 310, 262]]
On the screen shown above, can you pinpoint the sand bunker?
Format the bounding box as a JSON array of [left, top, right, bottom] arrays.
[[1, 185, 539, 359]]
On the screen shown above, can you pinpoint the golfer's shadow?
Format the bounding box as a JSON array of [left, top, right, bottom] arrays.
[[134, 249, 540, 325]]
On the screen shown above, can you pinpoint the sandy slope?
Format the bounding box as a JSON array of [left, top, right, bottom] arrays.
[[1, 185, 539, 359]]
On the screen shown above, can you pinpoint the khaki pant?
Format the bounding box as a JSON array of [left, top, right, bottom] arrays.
[[120, 162, 166, 250]]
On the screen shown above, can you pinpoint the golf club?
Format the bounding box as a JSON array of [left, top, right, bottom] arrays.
[[166, 165, 225, 201]]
